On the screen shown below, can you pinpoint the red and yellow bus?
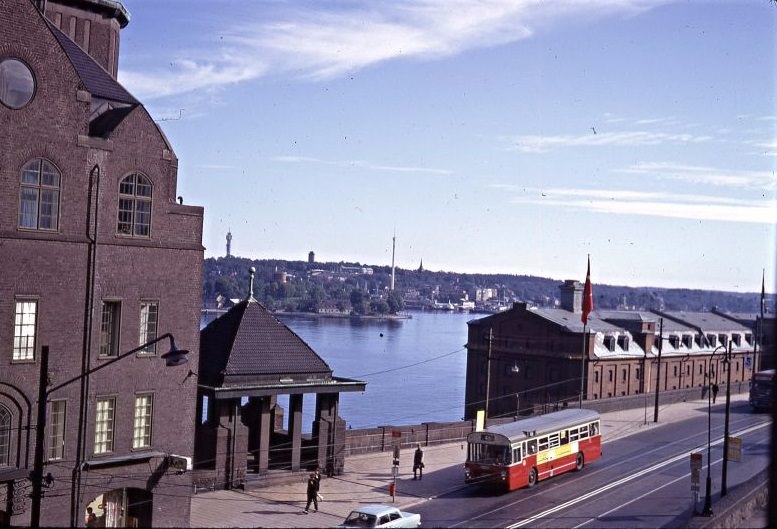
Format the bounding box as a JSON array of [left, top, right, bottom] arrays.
[[464, 408, 601, 491]]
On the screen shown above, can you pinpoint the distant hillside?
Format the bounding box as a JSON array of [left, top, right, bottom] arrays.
[[202, 256, 771, 314]]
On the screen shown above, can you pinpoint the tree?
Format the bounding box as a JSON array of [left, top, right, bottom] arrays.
[[387, 290, 404, 314], [370, 299, 390, 314], [350, 289, 367, 315]]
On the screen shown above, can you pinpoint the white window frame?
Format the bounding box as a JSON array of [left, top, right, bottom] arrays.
[[19, 158, 60, 230], [100, 300, 121, 357], [13, 299, 37, 361], [138, 301, 159, 354], [94, 397, 116, 455], [132, 393, 154, 449], [47, 400, 66, 460]]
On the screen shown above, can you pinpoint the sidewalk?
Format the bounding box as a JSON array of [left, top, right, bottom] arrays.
[[189, 394, 755, 528]]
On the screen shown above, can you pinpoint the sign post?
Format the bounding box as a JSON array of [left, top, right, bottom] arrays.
[[726, 436, 742, 462], [390, 431, 401, 502], [690, 453, 702, 514]]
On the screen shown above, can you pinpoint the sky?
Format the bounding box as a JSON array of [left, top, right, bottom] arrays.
[[116, 0, 776, 293]]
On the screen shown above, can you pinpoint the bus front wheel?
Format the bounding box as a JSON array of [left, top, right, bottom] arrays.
[[575, 452, 584, 471], [527, 467, 538, 488]]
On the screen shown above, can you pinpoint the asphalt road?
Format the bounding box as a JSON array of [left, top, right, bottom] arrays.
[[414, 400, 770, 528]]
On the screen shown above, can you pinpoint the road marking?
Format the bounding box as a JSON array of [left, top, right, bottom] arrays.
[[506, 422, 769, 528]]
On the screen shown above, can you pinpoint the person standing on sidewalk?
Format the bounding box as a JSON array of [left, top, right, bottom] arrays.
[[304, 473, 318, 513], [413, 444, 425, 480]]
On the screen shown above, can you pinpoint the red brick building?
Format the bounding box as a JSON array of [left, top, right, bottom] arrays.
[[1, 0, 203, 526], [465, 280, 755, 421]]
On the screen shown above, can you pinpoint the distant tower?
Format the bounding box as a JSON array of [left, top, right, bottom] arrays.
[[308, 251, 315, 264], [390, 234, 396, 291], [418, 259, 424, 272], [226, 230, 232, 257]]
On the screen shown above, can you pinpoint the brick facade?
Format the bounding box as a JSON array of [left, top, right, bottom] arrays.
[[464, 298, 756, 422], [1, 1, 203, 526]]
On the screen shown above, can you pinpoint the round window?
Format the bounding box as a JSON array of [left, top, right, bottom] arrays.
[[0, 58, 35, 109]]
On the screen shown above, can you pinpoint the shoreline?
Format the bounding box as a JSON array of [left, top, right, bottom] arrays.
[[201, 308, 413, 320]]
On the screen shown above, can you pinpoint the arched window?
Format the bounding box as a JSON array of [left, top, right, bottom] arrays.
[[117, 173, 152, 237], [19, 158, 60, 230], [0, 405, 10, 466]]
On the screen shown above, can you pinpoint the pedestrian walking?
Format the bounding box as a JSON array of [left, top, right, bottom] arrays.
[[314, 466, 323, 502], [304, 473, 318, 513], [413, 444, 425, 480]]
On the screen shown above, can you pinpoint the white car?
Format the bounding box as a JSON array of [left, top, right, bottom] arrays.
[[338, 504, 421, 528]]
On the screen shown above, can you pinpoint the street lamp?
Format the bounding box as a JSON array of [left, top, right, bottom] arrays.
[[721, 340, 733, 497], [702, 343, 726, 517], [30, 333, 189, 527], [653, 318, 664, 423]]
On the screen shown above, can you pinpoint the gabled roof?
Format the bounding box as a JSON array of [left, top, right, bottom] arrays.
[[47, 20, 138, 104], [199, 299, 333, 388]]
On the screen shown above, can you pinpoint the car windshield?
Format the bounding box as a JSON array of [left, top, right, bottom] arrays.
[[343, 512, 378, 527]]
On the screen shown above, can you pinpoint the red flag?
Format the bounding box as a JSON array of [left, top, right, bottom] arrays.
[[582, 255, 593, 325]]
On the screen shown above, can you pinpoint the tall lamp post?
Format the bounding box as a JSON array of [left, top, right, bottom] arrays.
[[702, 344, 727, 516], [30, 333, 189, 528], [721, 340, 733, 497], [653, 318, 664, 423]]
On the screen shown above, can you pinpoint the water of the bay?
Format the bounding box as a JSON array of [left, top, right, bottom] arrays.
[[201, 310, 479, 430]]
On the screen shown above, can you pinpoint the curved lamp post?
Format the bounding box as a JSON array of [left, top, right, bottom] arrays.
[[702, 343, 727, 516], [30, 333, 189, 527], [721, 340, 733, 497]]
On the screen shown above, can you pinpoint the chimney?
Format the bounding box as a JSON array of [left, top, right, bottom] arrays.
[[559, 280, 583, 313]]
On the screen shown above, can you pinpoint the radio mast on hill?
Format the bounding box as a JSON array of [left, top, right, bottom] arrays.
[[390, 233, 396, 291], [226, 229, 232, 257]]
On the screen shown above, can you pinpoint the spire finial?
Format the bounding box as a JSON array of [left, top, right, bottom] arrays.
[[247, 267, 256, 302]]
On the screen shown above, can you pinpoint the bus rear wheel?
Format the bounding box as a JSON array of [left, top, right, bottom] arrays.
[[575, 452, 584, 471], [527, 467, 538, 488]]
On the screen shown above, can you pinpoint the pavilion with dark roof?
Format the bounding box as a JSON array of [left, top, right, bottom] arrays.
[[193, 269, 366, 489]]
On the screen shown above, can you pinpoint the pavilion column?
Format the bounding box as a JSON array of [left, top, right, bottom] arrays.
[[257, 396, 271, 473], [289, 394, 303, 471], [314, 393, 344, 475]]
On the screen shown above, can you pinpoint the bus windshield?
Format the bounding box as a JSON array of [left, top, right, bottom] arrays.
[[468, 443, 511, 465]]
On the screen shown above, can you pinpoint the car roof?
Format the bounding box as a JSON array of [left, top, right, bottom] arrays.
[[350, 504, 398, 515]]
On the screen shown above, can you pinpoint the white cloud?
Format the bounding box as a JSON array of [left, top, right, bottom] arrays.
[[621, 162, 776, 191], [492, 185, 777, 224], [121, 0, 668, 100], [504, 130, 712, 153]]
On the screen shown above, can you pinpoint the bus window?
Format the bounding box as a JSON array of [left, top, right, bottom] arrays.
[[538, 436, 549, 451], [560, 430, 569, 445], [548, 433, 560, 448], [468, 443, 511, 464], [589, 422, 599, 436], [527, 439, 537, 454], [513, 446, 522, 463]]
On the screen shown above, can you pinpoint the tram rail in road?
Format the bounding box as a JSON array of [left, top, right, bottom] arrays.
[[503, 421, 769, 529]]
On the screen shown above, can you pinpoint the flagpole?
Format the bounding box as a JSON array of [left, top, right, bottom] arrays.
[[580, 324, 587, 408], [580, 255, 593, 409], [756, 269, 765, 375]]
